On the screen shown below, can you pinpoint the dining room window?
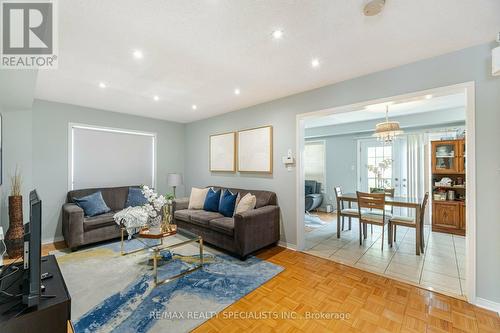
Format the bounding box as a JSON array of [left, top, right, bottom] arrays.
[[304, 140, 326, 187], [365, 144, 393, 190]]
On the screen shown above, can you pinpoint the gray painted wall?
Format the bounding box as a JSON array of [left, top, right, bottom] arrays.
[[1, 109, 33, 236], [1, 100, 185, 243], [184, 43, 500, 303]]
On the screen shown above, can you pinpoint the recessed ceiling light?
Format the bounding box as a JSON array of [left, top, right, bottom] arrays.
[[133, 50, 143, 59], [311, 58, 320, 68], [425, 94, 433, 99], [234, 88, 240, 95], [192, 104, 197, 110], [153, 95, 159, 101], [272, 30, 284, 39], [99, 82, 107, 88]]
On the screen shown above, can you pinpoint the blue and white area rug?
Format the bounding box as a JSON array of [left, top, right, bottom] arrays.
[[52, 235, 283, 333]]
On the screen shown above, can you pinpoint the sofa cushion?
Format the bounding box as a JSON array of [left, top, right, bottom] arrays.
[[203, 188, 221, 212], [209, 187, 276, 208], [125, 187, 148, 207], [83, 212, 116, 231], [174, 209, 196, 222], [219, 189, 238, 217], [74, 191, 111, 217], [68, 186, 131, 211], [235, 193, 256, 215], [190, 211, 223, 226], [188, 187, 209, 210], [209, 217, 234, 236]]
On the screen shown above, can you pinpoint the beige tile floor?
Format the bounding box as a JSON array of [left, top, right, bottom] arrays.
[[304, 219, 466, 297]]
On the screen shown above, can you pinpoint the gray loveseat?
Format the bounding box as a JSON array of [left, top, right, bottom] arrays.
[[172, 186, 280, 259], [62, 186, 134, 250]]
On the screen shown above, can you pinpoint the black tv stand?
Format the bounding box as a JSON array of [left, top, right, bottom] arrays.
[[0, 255, 71, 333]]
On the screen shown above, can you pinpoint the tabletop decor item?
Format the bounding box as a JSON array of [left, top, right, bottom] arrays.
[[141, 185, 167, 227], [5, 166, 24, 258], [366, 158, 392, 189]]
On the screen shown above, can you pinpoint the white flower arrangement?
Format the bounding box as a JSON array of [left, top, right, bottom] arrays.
[[141, 185, 167, 218]]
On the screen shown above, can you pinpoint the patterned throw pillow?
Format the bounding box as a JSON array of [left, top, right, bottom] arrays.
[[74, 191, 111, 217]]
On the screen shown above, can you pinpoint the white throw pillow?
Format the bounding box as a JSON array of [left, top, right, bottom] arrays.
[[234, 193, 257, 215], [188, 187, 209, 210]]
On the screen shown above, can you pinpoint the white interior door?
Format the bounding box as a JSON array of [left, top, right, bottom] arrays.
[[359, 138, 407, 196]]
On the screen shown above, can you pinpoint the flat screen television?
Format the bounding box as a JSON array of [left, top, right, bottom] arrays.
[[22, 190, 42, 308]]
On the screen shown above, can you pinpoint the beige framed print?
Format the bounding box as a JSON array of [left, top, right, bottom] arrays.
[[238, 126, 273, 173], [209, 132, 236, 172]]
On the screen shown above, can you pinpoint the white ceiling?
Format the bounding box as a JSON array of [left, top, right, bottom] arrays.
[[35, 0, 500, 123], [304, 93, 466, 128]]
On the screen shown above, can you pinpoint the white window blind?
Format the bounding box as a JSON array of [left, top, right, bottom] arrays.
[[304, 141, 326, 186], [70, 125, 156, 190]]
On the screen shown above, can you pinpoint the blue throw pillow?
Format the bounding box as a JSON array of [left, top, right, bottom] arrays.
[[203, 188, 221, 212], [219, 189, 238, 217], [74, 191, 111, 217], [125, 187, 148, 207]]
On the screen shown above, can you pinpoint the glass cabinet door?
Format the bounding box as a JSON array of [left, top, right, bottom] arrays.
[[458, 139, 466, 173], [433, 141, 459, 173]]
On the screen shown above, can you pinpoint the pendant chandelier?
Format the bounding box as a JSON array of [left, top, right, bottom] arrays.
[[373, 105, 403, 143]]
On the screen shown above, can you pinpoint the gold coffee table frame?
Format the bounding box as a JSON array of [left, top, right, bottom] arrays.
[[120, 226, 204, 286]]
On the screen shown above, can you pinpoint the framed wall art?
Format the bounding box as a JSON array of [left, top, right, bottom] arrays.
[[209, 132, 236, 172], [237, 126, 273, 173]]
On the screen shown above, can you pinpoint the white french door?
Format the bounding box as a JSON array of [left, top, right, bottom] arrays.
[[359, 138, 408, 197]]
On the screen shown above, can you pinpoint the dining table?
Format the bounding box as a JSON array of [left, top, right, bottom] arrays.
[[336, 193, 424, 255]]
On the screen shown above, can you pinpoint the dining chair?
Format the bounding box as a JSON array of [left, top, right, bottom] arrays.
[[390, 192, 429, 253], [356, 191, 391, 250], [334, 186, 358, 231], [368, 187, 395, 234]]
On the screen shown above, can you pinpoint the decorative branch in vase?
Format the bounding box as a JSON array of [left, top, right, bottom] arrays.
[[5, 166, 24, 258], [366, 159, 392, 190], [141, 186, 168, 232]]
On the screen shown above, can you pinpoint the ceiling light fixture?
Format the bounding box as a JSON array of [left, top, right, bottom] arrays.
[[311, 58, 320, 68], [234, 88, 240, 95], [153, 95, 159, 101], [99, 82, 107, 89], [425, 94, 433, 99], [363, 0, 386, 16], [373, 105, 403, 143], [133, 50, 143, 59], [272, 30, 284, 39], [192, 104, 197, 110]]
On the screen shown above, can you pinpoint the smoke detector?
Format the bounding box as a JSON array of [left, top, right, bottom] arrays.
[[364, 0, 386, 16]]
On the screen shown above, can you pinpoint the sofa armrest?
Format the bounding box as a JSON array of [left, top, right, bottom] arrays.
[[172, 197, 189, 212], [234, 205, 280, 257], [62, 203, 85, 249]]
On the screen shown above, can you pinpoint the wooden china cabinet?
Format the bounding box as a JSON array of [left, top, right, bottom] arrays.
[[431, 139, 466, 236]]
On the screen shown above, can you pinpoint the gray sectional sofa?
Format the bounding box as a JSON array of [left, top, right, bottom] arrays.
[[173, 186, 280, 259], [62, 186, 132, 250]]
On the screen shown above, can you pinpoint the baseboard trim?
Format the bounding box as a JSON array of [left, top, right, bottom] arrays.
[[42, 236, 64, 245], [475, 297, 500, 314], [278, 241, 297, 251]]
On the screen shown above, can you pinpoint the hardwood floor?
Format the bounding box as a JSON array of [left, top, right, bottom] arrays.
[[5, 242, 498, 333], [193, 247, 499, 333]]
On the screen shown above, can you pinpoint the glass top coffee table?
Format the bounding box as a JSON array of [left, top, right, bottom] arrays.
[[120, 225, 204, 286]]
